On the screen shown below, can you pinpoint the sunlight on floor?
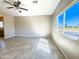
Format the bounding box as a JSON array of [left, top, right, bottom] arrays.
[[36, 38, 50, 53]]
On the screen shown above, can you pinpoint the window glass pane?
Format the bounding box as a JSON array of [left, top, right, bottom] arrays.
[[64, 2, 79, 40], [65, 2, 79, 31], [57, 13, 64, 32], [0, 21, 3, 28]]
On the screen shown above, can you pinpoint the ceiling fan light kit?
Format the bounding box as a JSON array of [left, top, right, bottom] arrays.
[[32, 0, 38, 4]]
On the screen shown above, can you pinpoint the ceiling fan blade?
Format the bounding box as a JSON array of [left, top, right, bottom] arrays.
[[19, 7, 28, 11], [7, 7, 14, 9], [3, 0, 13, 5]]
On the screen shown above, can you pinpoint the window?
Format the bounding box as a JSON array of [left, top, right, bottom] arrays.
[[0, 21, 3, 28], [57, 2, 79, 40]]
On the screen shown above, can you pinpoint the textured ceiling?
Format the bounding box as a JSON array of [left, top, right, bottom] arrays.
[[0, 0, 60, 16]]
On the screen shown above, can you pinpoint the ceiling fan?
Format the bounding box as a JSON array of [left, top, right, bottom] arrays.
[[3, 0, 28, 13]]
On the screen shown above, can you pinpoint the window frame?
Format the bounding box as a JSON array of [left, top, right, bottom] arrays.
[[56, 1, 76, 32], [56, 1, 79, 40]]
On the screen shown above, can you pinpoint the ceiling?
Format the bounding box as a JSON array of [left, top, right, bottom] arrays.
[[0, 0, 60, 16]]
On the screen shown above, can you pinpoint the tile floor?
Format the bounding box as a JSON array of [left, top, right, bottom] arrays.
[[0, 36, 65, 59]]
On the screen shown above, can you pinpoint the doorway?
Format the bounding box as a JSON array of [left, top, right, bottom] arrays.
[[0, 17, 4, 38]]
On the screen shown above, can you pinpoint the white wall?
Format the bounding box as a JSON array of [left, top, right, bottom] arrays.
[[0, 13, 15, 39], [4, 15, 15, 39], [14, 16, 51, 37]]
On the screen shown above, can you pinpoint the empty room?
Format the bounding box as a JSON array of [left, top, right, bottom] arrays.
[[0, 0, 79, 59]]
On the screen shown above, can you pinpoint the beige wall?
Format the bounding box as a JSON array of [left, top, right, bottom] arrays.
[[0, 12, 51, 38], [0, 13, 15, 39], [14, 16, 51, 37], [52, 0, 79, 59]]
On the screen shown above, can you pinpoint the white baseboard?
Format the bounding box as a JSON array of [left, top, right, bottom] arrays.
[[4, 35, 15, 39], [15, 35, 51, 38], [4, 35, 51, 39]]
